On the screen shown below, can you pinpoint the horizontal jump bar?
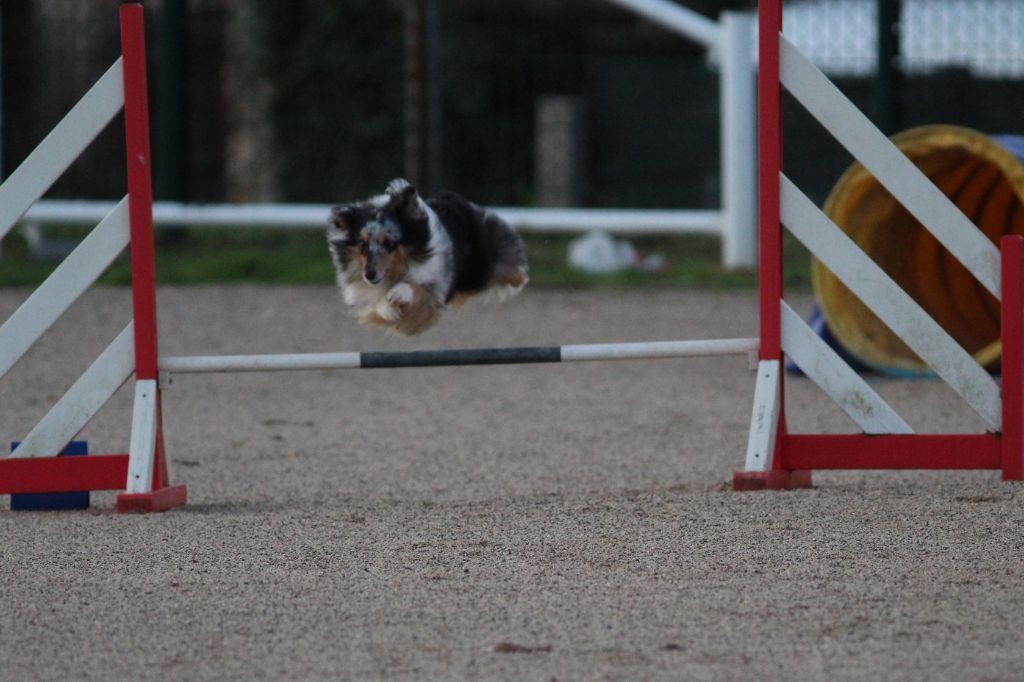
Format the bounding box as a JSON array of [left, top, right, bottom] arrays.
[[159, 338, 759, 374]]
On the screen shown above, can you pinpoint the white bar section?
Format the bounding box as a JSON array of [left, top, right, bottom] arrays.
[[160, 352, 362, 374], [497, 208, 721, 235], [719, 12, 758, 269], [0, 197, 130, 383], [560, 338, 758, 361], [779, 36, 1001, 298], [603, 0, 720, 49], [780, 301, 913, 435], [0, 59, 123, 241], [781, 175, 1002, 432], [125, 379, 158, 494], [23, 200, 723, 237], [10, 323, 135, 458], [744, 360, 781, 472]]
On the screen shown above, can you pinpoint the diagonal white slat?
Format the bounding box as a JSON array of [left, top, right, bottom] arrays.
[[779, 35, 1000, 299], [0, 59, 124, 241], [0, 197, 130, 383], [744, 360, 781, 472], [781, 301, 913, 435], [781, 175, 1002, 432], [10, 323, 135, 458]]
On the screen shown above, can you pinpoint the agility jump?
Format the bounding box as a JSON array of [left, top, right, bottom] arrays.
[[1, 1, 1022, 513], [734, 0, 1024, 488]]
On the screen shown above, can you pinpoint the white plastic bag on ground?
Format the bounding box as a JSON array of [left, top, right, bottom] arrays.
[[567, 231, 636, 273], [567, 230, 663, 273]]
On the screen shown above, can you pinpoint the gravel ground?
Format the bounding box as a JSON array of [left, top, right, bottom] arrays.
[[2, 285, 1023, 681]]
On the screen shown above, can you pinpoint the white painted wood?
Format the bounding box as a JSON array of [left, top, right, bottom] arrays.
[[10, 323, 135, 458], [744, 360, 781, 472], [781, 175, 1002, 431], [779, 36, 1001, 299], [780, 301, 913, 435], [0, 197, 130, 383], [125, 379, 158, 494], [560, 338, 759, 361], [0, 59, 123, 241]]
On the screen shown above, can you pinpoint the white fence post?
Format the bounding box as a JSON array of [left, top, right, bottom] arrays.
[[720, 11, 758, 270]]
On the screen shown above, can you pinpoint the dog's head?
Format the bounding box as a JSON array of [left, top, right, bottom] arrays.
[[327, 179, 432, 286]]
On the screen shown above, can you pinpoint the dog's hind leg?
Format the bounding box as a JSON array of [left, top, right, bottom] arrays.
[[482, 211, 529, 300]]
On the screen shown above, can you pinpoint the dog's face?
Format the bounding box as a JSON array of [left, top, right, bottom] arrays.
[[327, 179, 432, 287], [338, 209, 406, 286]]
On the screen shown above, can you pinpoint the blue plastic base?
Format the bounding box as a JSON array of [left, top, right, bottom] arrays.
[[9, 441, 89, 511]]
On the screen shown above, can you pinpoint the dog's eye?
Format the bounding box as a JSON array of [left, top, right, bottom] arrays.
[[359, 242, 369, 255], [382, 238, 397, 252]]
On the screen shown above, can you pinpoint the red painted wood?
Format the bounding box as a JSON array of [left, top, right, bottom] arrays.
[[0, 455, 129, 494], [781, 434, 1001, 470], [118, 4, 184, 512], [1001, 235, 1024, 480], [120, 3, 160, 381], [758, 0, 783, 361], [733, 469, 812, 491], [116, 484, 187, 513]]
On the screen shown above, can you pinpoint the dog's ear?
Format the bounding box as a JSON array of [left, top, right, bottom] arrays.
[[386, 178, 425, 222], [328, 205, 361, 235], [386, 178, 414, 197]]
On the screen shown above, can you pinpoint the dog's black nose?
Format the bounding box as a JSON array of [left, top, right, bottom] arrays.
[[365, 268, 377, 281]]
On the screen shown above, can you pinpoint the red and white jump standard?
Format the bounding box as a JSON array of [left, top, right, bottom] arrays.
[[733, 0, 1024, 489], [0, 4, 186, 512]]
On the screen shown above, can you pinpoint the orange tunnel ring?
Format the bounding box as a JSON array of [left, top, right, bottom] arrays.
[[812, 125, 1024, 376]]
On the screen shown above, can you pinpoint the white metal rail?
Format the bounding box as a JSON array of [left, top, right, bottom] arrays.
[[21, 200, 722, 236]]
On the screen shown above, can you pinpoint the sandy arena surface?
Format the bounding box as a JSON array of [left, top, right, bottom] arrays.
[[2, 285, 1024, 681]]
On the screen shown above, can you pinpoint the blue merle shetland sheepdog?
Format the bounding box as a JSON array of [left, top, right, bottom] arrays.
[[327, 179, 528, 335]]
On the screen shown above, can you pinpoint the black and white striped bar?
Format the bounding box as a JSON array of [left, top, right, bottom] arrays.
[[158, 338, 759, 374]]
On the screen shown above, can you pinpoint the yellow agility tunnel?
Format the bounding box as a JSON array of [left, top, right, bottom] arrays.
[[812, 125, 1024, 375]]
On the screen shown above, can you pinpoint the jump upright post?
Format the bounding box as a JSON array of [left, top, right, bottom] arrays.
[[733, 0, 1024, 489], [0, 4, 186, 512]]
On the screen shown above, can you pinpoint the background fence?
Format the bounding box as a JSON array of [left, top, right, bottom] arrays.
[[2, 0, 1023, 225]]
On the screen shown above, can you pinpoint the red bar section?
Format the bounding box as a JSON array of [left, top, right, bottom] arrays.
[[758, 0, 783, 361], [0, 455, 129, 495], [120, 3, 160, 381], [117, 485, 187, 513], [782, 434, 1001, 470], [733, 469, 812, 491], [1001, 235, 1024, 480]]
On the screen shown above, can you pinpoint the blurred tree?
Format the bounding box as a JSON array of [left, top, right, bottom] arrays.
[[249, 0, 405, 201]]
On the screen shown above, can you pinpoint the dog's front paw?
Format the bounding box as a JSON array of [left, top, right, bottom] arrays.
[[386, 282, 415, 307], [375, 298, 401, 322]]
